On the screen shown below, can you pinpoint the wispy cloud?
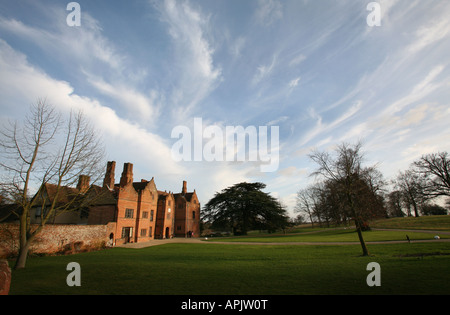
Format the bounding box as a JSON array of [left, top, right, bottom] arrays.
[[156, 0, 222, 116], [277, 166, 307, 178], [381, 65, 446, 117], [289, 54, 306, 67], [252, 54, 277, 86], [407, 18, 450, 54], [267, 116, 288, 126], [0, 12, 123, 73], [288, 77, 301, 88], [229, 36, 246, 58], [298, 100, 363, 147], [255, 0, 283, 26], [85, 74, 160, 124]]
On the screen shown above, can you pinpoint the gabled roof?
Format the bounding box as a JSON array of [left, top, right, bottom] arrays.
[[157, 190, 174, 201], [174, 190, 197, 202], [35, 183, 117, 207], [157, 190, 174, 195], [40, 183, 80, 205], [85, 185, 117, 205], [113, 177, 157, 193]]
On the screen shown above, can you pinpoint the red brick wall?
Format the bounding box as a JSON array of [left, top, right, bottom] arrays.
[[189, 194, 200, 237], [174, 193, 200, 237], [87, 205, 116, 225], [0, 222, 115, 258], [114, 180, 158, 244], [174, 196, 187, 237], [115, 184, 139, 244], [156, 193, 175, 239], [135, 182, 158, 242]]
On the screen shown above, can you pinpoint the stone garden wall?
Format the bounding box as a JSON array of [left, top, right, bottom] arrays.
[[0, 222, 116, 258]]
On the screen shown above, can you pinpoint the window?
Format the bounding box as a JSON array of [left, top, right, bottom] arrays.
[[125, 208, 134, 218], [121, 227, 133, 238], [192, 211, 196, 219], [149, 227, 152, 237], [140, 229, 147, 237], [150, 210, 154, 221], [143, 211, 148, 219]]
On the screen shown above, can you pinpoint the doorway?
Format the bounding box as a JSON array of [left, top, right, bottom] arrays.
[[122, 227, 132, 243], [165, 227, 170, 239]]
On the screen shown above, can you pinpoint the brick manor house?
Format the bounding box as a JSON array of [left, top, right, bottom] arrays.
[[29, 161, 201, 245]]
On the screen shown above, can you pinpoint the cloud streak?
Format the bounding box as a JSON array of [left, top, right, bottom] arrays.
[[155, 0, 222, 117]]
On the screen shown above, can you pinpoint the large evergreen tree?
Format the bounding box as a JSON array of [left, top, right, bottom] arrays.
[[202, 182, 290, 235]]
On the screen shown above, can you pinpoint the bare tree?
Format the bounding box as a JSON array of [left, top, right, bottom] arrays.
[[394, 169, 426, 217], [413, 152, 450, 198], [386, 190, 405, 217], [309, 142, 371, 256], [0, 99, 104, 269], [295, 186, 316, 228]]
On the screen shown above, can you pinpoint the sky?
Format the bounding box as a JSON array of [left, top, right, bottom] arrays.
[[1, 0, 450, 216]]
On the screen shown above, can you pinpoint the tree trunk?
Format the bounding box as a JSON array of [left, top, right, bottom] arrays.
[[412, 200, 420, 217], [14, 210, 31, 269], [348, 192, 369, 256], [355, 220, 369, 256], [14, 208, 38, 269], [14, 242, 30, 270]]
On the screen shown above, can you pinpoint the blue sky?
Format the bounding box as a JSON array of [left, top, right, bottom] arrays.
[[1, 0, 450, 215]]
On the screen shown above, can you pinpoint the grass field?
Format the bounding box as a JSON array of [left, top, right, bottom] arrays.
[[370, 215, 450, 231], [9, 233, 450, 295]]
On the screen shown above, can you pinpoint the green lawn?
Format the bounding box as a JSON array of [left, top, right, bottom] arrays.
[[10, 241, 450, 295], [370, 215, 450, 231]]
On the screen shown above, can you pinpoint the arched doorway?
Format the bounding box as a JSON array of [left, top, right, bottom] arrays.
[[108, 233, 114, 246]]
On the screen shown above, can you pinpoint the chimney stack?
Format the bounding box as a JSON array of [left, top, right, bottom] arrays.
[[103, 161, 116, 189], [77, 175, 90, 193], [182, 180, 187, 195], [120, 163, 134, 187]]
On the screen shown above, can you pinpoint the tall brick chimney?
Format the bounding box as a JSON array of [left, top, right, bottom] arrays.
[[77, 175, 90, 194], [120, 163, 134, 187], [182, 180, 187, 195], [103, 161, 116, 189]]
